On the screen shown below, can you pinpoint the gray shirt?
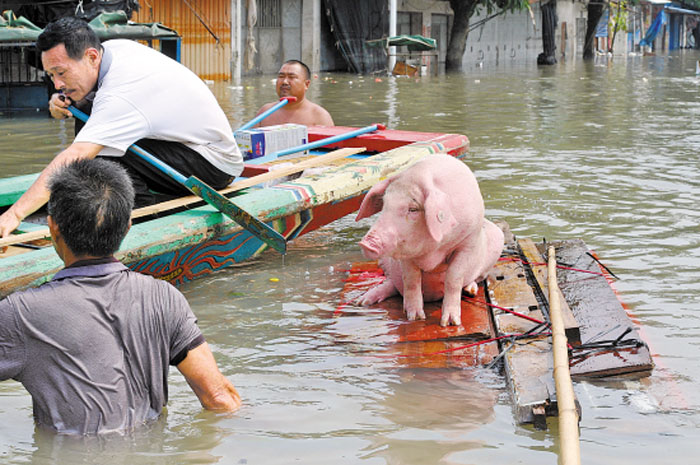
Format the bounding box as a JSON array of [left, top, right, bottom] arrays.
[[0, 259, 203, 435]]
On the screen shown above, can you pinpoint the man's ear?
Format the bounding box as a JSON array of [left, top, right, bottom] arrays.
[[47, 215, 59, 240], [85, 47, 101, 66]]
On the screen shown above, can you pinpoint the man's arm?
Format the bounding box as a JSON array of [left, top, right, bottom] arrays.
[[0, 142, 103, 239], [177, 341, 241, 411]]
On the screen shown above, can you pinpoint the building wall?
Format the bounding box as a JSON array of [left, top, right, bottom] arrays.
[[133, 0, 231, 80], [459, 0, 588, 69], [396, 0, 452, 72], [243, 0, 303, 74]]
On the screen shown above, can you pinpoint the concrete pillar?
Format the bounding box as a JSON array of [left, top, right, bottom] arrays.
[[301, 0, 321, 73], [231, 0, 242, 82]]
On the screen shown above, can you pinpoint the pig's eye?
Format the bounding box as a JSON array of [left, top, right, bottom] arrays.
[[408, 206, 420, 213]]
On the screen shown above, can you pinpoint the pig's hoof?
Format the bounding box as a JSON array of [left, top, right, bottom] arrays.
[[440, 309, 462, 327], [463, 282, 478, 297], [405, 307, 426, 321], [356, 292, 380, 306]]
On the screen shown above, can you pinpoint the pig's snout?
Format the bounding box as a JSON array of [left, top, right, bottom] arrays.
[[359, 230, 393, 260]]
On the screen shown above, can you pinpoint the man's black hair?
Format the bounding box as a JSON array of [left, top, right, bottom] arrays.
[[283, 59, 311, 80], [36, 16, 101, 59], [47, 158, 134, 257]]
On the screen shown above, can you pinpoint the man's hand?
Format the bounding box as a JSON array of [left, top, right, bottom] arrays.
[[177, 342, 242, 412], [48, 93, 72, 120], [0, 208, 22, 253]]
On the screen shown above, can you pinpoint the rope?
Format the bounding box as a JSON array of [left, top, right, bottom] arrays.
[[463, 295, 546, 325]]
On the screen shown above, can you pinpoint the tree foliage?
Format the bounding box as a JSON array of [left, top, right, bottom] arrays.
[[446, 0, 530, 71]]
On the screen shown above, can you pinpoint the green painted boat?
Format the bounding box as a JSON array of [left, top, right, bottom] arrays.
[[0, 127, 469, 297]]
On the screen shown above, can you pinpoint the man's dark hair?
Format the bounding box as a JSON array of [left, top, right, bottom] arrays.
[[47, 159, 134, 257], [283, 59, 311, 80], [36, 16, 101, 59]]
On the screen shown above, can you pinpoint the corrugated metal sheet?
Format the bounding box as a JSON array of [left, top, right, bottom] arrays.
[[134, 0, 231, 80]]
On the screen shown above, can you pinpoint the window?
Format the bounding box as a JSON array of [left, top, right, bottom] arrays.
[[257, 0, 282, 28]]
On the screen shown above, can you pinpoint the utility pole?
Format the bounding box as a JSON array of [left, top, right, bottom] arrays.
[[389, 0, 397, 73]]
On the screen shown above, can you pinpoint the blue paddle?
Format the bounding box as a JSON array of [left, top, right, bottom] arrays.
[[238, 96, 297, 131], [68, 106, 287, 255]]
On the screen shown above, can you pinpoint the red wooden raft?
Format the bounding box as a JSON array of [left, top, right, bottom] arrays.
[[337, 261, 499, 369], [336, 235, 654, 429]]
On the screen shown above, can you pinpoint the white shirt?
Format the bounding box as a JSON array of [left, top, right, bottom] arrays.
[[74, 39, 242, 176]]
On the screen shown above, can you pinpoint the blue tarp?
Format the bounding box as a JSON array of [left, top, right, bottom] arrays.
[[639, 9, 667, 46]]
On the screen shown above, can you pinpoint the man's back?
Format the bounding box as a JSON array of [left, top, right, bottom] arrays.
[[74, 39, 242, 177], [0, 260, 202, 434]]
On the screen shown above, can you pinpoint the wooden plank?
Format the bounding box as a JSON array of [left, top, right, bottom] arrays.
[[489, 254, 560, 426], [545, 239, 654, 378], [518, 238, 581, 345], [488, 258, 543, 334], [131, 146, 366, 219]]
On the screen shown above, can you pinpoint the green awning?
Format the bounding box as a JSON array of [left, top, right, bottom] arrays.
[[366, 35, 437, 52], [88, 11, 179, 40], [0, 11, 42, 42], [0, 10, 179, 44]]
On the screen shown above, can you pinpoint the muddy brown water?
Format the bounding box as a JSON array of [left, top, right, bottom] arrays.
[[1, 51, 699, 464]]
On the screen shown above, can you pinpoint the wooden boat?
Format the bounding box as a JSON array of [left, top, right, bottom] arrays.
[[0, 126, 468, 298], [336, 225, 654, 429]]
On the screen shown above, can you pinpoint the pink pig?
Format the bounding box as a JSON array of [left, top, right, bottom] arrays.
[[355, 154, 504, 327]]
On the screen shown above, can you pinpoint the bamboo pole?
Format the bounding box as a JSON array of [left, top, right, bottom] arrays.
[[548, 245, 581, 465], [0, 147, 365, 250]]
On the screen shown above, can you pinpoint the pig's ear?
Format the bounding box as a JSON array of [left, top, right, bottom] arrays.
[[424, 190, 457, 242], [356, 178, 392, 221]]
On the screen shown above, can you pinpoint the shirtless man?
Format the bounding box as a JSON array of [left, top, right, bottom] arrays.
[[254, 60, 334, 127]]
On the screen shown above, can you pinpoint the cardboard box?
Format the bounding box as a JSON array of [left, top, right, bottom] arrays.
[[235, 123, 308, 161]]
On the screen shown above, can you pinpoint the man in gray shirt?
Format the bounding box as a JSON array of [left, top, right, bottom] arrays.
[[0, 158, 241, 435]]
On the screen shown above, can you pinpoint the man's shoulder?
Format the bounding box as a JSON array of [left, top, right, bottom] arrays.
[[104, 38, 152, 54], [306, 100, 334, 125], [256, 101, 277, 114], [125, 269, 182, 294]]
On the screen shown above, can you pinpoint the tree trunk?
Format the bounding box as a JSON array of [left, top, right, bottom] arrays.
[[537, 0, 558, 65], [583, 2, 605, 59], [446, 0, 479, 72], [608, 1, 622, 53]]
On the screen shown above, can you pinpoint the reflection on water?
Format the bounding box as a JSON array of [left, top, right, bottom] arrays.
[[1, 50, 700, 464]]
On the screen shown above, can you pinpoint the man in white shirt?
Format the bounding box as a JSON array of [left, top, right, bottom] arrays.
[[0, 16, 243, 240]]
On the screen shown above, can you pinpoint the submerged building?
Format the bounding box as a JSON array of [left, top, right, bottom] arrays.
[[129, 0, 699, 79], [2, 0, 699, 92]]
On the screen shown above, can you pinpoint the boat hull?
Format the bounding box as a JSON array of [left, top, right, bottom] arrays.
[[0, 131, 469, 296]]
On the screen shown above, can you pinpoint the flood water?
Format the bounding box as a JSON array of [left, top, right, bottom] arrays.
[[1, 50, 700, 464]]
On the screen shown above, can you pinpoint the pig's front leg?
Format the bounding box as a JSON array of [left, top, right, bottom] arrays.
[[440, 255, 471, 327], [401, 261, 425, 320]]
